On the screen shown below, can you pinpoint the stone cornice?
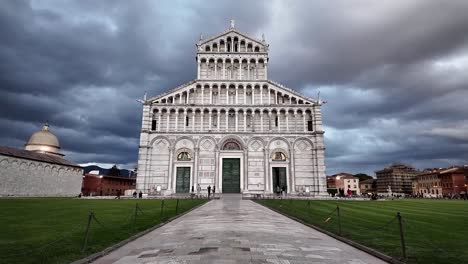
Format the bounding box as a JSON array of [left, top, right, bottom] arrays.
[[142, 131, 323, 136]]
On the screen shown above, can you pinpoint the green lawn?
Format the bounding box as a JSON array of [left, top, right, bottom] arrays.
[[0, 198, 206, 264], [258, 199, 468, 264]]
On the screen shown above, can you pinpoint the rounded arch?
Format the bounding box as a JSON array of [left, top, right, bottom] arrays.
[[268, 136, 292, 151], [197, 136, 217, 151], [219, 135, 245, 150], [174, 136, 196, 148], [149, 136, 172, 149], [293, 137, 315, 151], [247, 136, 266, 148]]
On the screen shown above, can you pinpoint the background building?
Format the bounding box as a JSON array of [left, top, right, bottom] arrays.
[[360, 178, 377, 194], [327, 173, 360, 196], [81, 172, 136, 196], [376, 163, 419, 196], [137, 21, 327, 196], [0, 123, 83, 197], [413, 169, 442, 197]]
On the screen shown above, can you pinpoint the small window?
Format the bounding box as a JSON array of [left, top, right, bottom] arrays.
[[177, 152, 191, 161], [307, 121, 313, 131], [275, 116, 278, 127], [151, 120, 157, 131], [186, 116, 189, 126], [348, 185, 351, 188]]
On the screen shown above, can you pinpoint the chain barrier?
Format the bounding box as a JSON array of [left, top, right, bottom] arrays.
[[3, 223, 84, 258], [402, 218, 448, 254], [5, 199, 201, 260]]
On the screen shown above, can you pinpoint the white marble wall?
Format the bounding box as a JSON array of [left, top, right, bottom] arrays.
[[137, 133, 327, 196], [0, 154, 83, 197]]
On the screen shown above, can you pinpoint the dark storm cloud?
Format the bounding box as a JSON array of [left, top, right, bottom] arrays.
[[1, 0, 468, 173], [0, 0, 270, 168]]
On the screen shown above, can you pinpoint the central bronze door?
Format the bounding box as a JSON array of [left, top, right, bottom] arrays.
[[176, 167, 190, 193], [272, 167, 287, 194], [222, 158, 240, 193]]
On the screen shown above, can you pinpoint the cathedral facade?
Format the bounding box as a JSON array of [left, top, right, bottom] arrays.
[[137, 22, 327, 196]]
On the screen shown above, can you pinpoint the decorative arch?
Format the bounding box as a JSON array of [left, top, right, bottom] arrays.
[[268, 136, 291, 150], [174, 136, 196, 148], [149, 136, 172, 149], [219, 136, 244, 151], [293, 137, 315, 152], [197, 136, 217, 151]]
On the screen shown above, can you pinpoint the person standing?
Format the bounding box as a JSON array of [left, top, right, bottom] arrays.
[[207, 185, 211, 199], [212, 186, 216, 198], [139, 190, 143, 199], [197, 184, 201, 195]]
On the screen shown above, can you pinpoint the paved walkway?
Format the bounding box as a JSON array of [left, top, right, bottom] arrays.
[[92, 195, 386, 264]]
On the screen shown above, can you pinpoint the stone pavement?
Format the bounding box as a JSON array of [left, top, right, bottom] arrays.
[[92, 194, 387, 264]]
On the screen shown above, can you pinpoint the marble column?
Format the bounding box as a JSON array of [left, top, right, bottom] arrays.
[[193, 147, 199, 191], [222, 61, 226, 79], [235, 110, 239, 132], [260, 87, 263, 105], [166, 111, 170, 132], [225, 111, 229, 131], [175, 111, 179, 131], [214, 62, 217, 79], [217, 111, 221, 132], [260, 112, 264, 132], [235, 87, 238, 105], [184, 110, 187, 132], [303, 112, 307, 132], [201, 111, 204, 131], [264, 148, 270, 193], [192, 112, 195, 131], [209, 110, 212, 130], [244, 112, 247, 132], [157, 113, 162, 132], [197, 60, 201, 79], [210, 86, 213, 104], [168, 147, 174, 192]]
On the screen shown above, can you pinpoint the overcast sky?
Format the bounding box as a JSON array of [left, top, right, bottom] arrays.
[[1, 0, 468, 175]]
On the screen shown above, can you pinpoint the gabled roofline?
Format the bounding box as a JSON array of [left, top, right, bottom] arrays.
[[146, 80, 197, 102], [145, 79, 324, 106], [266, 80, 320, 105], [198, 29, 267, 48]]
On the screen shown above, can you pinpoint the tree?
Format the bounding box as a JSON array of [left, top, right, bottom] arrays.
[[354, 173, 373, 181], [108, 165, 120, 176]]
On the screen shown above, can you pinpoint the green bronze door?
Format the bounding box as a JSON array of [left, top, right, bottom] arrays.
[[176, 167, 190, 193], [222, 158, 240, 193], [272, 167, 287, 194]]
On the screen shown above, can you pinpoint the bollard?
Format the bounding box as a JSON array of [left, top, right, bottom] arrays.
[[81, 212, 94, 252], [337, 206, 342, 236], [133, 203, 139, 229], [397, 212, 407, 260], [175, 199, 180, 215], [160, 200, 165, 217]]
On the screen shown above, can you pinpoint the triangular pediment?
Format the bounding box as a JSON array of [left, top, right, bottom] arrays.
[[198, 29, 267, 49]]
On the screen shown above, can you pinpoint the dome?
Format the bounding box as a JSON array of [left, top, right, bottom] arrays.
[[25, 123, 63, 156]]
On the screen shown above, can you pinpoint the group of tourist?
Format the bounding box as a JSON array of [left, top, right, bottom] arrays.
[[193, 184, 216, 198]]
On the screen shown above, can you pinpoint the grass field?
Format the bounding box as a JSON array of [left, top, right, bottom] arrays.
[[258, 199, 468, 264], [0, 198, 206, 264]]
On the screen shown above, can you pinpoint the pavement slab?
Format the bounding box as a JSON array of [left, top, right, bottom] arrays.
[[92, 195, 387, 264]]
